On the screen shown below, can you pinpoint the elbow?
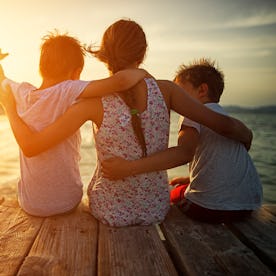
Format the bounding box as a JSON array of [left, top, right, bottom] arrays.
[[21, 147, 37, 158], [186, 148, 196, 163], [23, 151, 37, 158], [20, 142, 42, 158], [178, 146, 195, 165]]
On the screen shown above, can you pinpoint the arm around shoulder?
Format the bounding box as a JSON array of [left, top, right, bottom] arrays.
[[2, 89, 99, 156], [158, 80, 252, 148], [78, 68, 147, 98]]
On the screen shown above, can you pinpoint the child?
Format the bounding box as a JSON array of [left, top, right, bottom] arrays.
[[0, 31, 145, 217], [170, 58, 262, 222], [0, 21, 253, 226], [101, 58, 262, 223]]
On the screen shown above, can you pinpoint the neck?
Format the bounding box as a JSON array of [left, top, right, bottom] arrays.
[[109, 63, 140, 76], [200, 96, 213, 105], [38, 77, 68, 90]]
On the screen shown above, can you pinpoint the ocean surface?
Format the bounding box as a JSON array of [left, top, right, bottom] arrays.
[[1, 106, 275, 204]]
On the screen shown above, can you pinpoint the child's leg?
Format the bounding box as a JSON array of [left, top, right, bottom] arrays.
[[180, 200, 252, 223]]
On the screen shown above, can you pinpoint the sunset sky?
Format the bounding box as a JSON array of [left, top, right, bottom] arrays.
[[0, 0, 275, 106]]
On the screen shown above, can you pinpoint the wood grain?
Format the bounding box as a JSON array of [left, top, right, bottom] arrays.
[[98, 223, 178, 276], [17, 203, 98, 276], [227, 206, 276, 273], [161, 206, 273, 276]]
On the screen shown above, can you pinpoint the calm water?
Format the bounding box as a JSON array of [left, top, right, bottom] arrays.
[[226, 111, 276, 204], [1, 109, 275, 204], [168, 110, 276, 204]]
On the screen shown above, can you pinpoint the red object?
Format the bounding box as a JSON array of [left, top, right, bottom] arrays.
[[170, 184, 189, 204]]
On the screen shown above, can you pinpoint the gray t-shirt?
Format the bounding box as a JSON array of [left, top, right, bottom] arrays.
[[180, 103, 263, 210], [3, 78, 89, 216]]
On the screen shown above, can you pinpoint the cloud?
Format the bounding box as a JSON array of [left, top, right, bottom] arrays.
[[222, 11, 276, 29]]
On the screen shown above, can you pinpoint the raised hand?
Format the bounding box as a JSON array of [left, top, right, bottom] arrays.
[[0, 49, 8, 61]]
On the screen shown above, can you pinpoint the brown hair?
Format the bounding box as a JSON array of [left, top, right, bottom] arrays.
[[87, 19, 148, 156], [39, 30, 85, 80], [175, 58, 224, 103]]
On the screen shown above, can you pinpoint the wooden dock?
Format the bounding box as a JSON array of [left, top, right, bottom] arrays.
[[0, 180, 275, 276]]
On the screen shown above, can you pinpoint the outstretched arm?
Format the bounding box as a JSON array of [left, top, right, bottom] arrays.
[[102, 126, 199, 179], [78, 68, 147, 98], [0, 49, 8, 82], [0, 64, 5, 83], [0, 86, 101, 157], [0, 49, 8, 61], [158, 80, 252, 150]]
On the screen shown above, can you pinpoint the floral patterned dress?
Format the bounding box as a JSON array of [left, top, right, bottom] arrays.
[[88, 78, 170, 226]]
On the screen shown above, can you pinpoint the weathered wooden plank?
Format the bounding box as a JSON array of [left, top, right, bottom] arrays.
[[161, 206, 273, 276], [98, 223, 178, 276], [263, 204, 276, 216], [0, 199, 44, 276], [17, 202, 98, 276], [0, 179, 18, 205], [227, 206, 276, 273]]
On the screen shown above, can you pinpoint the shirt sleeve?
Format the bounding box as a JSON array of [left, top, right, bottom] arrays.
[[1, 78, 21, 92], [58, 80, 90, 106], [33, 80, 90, 120], [178, 115, 201, 133], [2, 78, 36, 114]]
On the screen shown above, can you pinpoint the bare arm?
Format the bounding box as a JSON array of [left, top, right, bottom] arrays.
[[78, 68, 147, 98], [102, 126, 199, 179], [0, 87, 101, 157], [0, 64, 6, 83], [158, 80, 252, 149], [0, 49, 9, 82]]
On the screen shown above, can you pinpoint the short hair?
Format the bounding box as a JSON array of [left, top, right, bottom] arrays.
[[175, 58, 224, 102], [39, 30, 85, 79]]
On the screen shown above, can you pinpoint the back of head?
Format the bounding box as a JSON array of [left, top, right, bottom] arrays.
[[87, 19, 148, 157], [88, 19, 147, 73], [175, 58, 224, 103], [39, 30, 85, 80]]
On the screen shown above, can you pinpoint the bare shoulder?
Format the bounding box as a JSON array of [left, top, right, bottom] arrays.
[[156, 79, 175, 89], [155, 80, 176, 110]]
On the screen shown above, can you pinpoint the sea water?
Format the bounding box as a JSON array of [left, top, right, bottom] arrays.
[[79, 108, 276, 204], [1, 107, 275, 204]]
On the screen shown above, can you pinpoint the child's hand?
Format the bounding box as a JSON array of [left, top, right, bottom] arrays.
[[102, 156, 133, 180], [0, 49, 8, 61], [169, 176, 190, 186]]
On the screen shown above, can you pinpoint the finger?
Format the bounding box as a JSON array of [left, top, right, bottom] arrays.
[[169, 181, 179, 186], [0, 53, 9, 60]]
